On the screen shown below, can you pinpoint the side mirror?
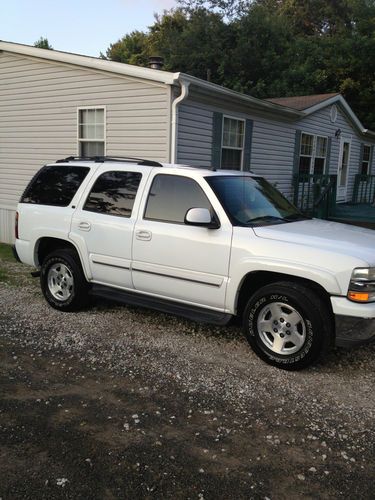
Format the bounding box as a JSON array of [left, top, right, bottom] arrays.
[[184, 208, 220, 229]]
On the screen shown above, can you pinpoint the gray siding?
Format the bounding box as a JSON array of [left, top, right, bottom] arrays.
[[294, 105, 375, 202], [0, 51, 170, 243], [178, 102, 213, 166], [177, 98, 296, 198], [177, 97, 375, 203]]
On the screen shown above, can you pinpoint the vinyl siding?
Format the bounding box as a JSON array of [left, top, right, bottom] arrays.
[[178, 102, 213, 166], [176, 98, 375, 203], [177, 98, 296, 198], [294, 105, 375, 202], [0, 51, 170, 243]]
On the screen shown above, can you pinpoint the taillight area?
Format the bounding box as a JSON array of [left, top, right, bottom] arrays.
[[15, 211, 19, 239]]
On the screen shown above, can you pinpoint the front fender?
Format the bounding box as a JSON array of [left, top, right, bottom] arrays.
[[226, 257, 342, 314]]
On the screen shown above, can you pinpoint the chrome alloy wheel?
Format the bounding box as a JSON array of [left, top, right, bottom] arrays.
[[47, 263, 74, 301], [256, 302, 306, 355]]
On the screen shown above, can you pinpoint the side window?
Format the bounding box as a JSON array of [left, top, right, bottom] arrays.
[[221, 117, 245, 170], [298, 133, 327, 176], [144, 174, 212, 224], [361, 145, 371, 175], [78, 108, 105, 157], [83, 171, 142, 217], [21, 165, 90, 206]]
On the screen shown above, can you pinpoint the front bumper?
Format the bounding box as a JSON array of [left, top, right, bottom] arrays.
[[335, 316, 375, 347], [331, 296, 375, 346]]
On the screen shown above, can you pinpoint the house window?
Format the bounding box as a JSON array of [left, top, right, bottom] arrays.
[[299, 133, 327, 176], [78, 108, 105, 157], [361, 145, 371, 175], [221, 117, 245, 170]]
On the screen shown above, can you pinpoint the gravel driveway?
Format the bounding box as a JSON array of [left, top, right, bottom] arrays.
[[0, 255, 374, 499]]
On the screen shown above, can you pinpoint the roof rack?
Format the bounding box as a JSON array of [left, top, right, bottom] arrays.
[[56, 156, 163, 167]]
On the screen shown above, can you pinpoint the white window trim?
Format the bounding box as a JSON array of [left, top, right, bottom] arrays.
[[299, 132, 329, 175], [337, 135, 352, 194], [77, 106, 107, 156], [221, 114, 245, 170]]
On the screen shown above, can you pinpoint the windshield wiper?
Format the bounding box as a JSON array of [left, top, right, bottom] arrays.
[[246, 215, 286, 224], [283, 214, 311, 221]]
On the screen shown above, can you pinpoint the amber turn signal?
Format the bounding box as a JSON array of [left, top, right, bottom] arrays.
[[348, 291, 370, 302]]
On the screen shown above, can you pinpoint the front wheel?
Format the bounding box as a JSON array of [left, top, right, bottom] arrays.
[[40, 249, 89, 312], [243, 281, 332, 370]]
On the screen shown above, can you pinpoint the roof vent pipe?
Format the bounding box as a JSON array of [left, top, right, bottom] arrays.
[[149, 56, 164, 70]]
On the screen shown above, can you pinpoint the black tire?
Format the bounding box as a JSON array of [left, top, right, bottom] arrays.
[[40, 248, 89, 312], [243, 281, 333, 370]]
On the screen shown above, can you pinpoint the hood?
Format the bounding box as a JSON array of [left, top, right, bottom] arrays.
[[253, 218, 375, 266]]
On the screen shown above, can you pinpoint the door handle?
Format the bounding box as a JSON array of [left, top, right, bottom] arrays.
[[78, 221, 91, 231], [136, 230, 152, 241]]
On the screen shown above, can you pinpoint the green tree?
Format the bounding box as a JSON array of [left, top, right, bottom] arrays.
[[103, 1, 375, 129], [148, 9, 230, 81], [34, 37, 53, 49], [103, 30, 150, 66]]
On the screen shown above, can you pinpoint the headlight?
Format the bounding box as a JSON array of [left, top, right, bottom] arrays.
[[347, 267, 375, 302]]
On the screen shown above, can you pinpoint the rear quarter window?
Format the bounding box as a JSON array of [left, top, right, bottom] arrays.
[[21, 165, 90, 206]]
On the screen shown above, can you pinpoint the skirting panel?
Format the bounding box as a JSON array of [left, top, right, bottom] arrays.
[[0, 208, 15, 244]]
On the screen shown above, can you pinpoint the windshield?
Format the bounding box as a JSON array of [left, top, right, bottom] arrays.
[[206, 175, 306, 226]]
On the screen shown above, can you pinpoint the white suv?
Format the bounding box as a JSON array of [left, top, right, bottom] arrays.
[[14, 156, 375, 370]]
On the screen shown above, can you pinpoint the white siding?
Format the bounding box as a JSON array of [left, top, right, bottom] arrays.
[[0, 209, 15, 245], [0, 51, 170, 243]]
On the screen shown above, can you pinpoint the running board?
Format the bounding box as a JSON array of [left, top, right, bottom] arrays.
[[90, 284, 232, 325]]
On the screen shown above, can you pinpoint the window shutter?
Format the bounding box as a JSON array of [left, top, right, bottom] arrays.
[[359, 143, 365, 173], [211, 112, 223, 169], [325, 137, 332, 174], [242, 119, 253, 172], [293, 130, 302, 175]]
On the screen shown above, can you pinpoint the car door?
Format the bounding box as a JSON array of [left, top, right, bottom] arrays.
[[70, 166, 150, 289], [132, 172, 232, 310]]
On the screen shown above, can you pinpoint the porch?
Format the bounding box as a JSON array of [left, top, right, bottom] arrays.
[[292, 173, 375, 228]]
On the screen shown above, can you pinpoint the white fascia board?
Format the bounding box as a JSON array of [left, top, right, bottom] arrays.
[[0, 41, 180, 85], [302, 94, 375, 137]]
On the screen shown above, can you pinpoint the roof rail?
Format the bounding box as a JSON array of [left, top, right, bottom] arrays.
[[55, 156, 163, 167]]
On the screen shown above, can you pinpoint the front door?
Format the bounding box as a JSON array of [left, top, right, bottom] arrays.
[[337, 138, 351, 201], [132, 173, 232, 310]]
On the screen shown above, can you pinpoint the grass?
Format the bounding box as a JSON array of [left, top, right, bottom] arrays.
[[0, 243, 14, 262], [0, 243, 17, 284], [0, 242, 36, 288]]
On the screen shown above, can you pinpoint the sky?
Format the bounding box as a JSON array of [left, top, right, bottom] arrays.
[[1, 0, 178, 57]]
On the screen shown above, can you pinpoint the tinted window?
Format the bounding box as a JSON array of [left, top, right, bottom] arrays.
[[83, 171, 142, 217], [21, 165, 89, 206], [144, 174, 211, 223], [206, 175, 304, 226]]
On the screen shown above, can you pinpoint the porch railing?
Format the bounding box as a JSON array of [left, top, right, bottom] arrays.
[[293, 173, 337, 219], [352, 174, 375, 204]]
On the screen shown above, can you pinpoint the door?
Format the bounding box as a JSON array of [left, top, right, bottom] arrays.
[[132, 173, 232, 310], [70, 167, 148, 288], [337, 138, 351, 201]]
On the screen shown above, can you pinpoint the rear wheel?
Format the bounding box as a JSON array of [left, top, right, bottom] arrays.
[[243, 281, 332, 370], [40, 249, 89, 311]]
